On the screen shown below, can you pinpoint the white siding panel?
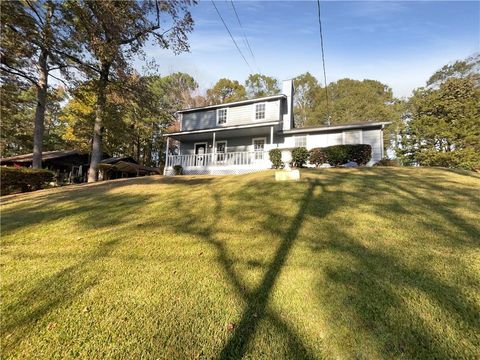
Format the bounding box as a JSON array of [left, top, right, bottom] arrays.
[[344, 130, 362, 144], [362, 129, 382, 164], [305, 133, 329, 149], [328, 132, 343, 146]]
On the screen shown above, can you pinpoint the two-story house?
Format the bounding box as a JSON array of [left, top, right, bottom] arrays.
[[163, 80, 390, 175]]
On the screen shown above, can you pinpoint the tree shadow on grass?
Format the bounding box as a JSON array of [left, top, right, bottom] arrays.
[[168, 177, 331, 359], [0, 176, 215, 237], [301, 169, 480, 359], [1, 190, 156, 353], [217, 181, 318, 359]]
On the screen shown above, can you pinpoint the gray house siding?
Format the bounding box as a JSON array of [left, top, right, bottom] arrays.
[[181, 99, 282, 131], [181, 110, 216, 131]]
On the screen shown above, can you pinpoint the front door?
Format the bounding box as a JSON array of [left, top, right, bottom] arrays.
[[194, 143, 207, 166], [253, 138, 266, 160]]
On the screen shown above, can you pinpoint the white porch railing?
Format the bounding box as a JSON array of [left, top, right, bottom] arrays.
[[165, 151, 271, 175]]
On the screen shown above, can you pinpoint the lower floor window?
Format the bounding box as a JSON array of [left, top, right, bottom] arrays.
[[253, 138, 266, 160], [295, 135, 307, 147], [216, 141, 227, 161]]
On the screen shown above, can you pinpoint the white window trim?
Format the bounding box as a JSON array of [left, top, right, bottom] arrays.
[[217, 108, 228, 125], [252, 137, 267, 150], [252, 137, 267, 161], [194, 142, 208, 154], [252, 102, 267, 121], [215, 140, 227, 153], [294, 134, 308, 148]]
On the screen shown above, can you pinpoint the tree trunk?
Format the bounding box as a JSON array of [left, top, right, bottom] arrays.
[[136, 137, 141, 164], [32, 50, 48, 168], [88, 64, 109, 182], [32, 1, 53, 168]]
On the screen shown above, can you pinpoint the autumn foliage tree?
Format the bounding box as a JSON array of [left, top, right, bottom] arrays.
[[61, 0, 195, 182], [206, 78, 247, 105], [0, 0, 71, 167], [245, 74, 280, 98]]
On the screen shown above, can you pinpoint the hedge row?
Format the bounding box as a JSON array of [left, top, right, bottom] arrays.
[[1, 167, 54, 195], [309, 144, 372, 166]]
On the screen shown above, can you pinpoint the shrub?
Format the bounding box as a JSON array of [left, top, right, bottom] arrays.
[[309, 144, 372, 167], [269, 148, 283, 169], [309, 148, 327, 166], [291, 147, 309, 168], [374, 158, 400, 167], [417, 148, 480, 172], [1, 167, 54, 195], [173, 165, 183, 175]]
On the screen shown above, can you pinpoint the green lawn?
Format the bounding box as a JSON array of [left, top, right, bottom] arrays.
[[1, 168, 479, 359]]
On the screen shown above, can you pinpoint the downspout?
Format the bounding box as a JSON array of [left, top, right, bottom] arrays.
[[380, 124, 385, 159]]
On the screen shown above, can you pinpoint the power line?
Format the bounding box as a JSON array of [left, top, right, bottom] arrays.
[[230, 0, 260, 73], [316, 0, 330, 125], [211, 0, 253, 73]]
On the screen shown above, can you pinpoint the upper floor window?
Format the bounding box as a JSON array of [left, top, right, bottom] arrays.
[[255, 103, 266, 120], [295, 135, 307, 147], [217, 108, 227, 124]]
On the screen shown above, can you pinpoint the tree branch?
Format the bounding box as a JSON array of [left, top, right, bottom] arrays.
[[7, 24, 44, 50], [47, 64, 69, 71], [48, 72, 69, 87], [53, 49, 101, 74], [0, 63, 39, 86], [119, 24, 161, 45], [25, 0, 45, 28]]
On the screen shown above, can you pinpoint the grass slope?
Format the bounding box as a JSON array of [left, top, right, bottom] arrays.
[[1, 168, 479, 359]]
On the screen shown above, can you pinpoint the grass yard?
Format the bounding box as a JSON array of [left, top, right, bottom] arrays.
[[1, 168, 479, 359]]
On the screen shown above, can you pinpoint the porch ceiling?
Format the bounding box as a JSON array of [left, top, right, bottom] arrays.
[[168, 125, 275, 142]]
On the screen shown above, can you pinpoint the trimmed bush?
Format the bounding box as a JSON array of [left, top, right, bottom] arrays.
[[173, 165, 183, 175], [269, 148, 283, 169], [308, 148, 328, 166], [1, 167, 54, 195], [309, 144, 372, 167], [374, 158, 400, 167], [291, 147, 309, 168]]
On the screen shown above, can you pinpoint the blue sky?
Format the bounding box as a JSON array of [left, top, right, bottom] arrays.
[[143, 1, 480, 98]]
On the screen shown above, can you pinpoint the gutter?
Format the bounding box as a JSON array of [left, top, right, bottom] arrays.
[[163, 121, 280, 137], [176, 95, 286, 114], [281, 121, 392, 135]]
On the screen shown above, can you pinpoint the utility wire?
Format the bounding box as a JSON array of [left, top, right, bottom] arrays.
[[230, 0, 260, 73], [211, 0, 253, 73], [316, 0, 330, 125]]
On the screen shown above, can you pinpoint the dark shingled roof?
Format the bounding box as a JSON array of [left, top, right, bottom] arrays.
[[0, 150, 84, 164], [100, 156, 138, 165]]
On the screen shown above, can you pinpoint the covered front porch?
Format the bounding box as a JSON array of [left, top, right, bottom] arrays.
[[163, 123, 279, 175]]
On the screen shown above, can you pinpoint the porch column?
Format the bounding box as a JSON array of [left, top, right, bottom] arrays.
[[163, 136, 170, 175], [213, 132, 216, 164], [270, 126, 274, 149]]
